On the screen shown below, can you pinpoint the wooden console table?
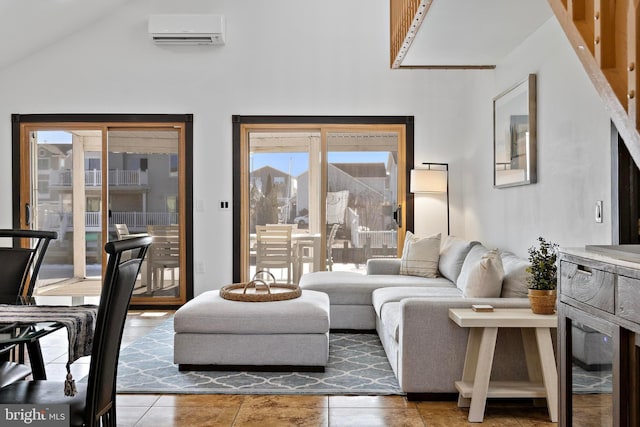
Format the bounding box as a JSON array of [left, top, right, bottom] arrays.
[[449, 308, 558, 423]]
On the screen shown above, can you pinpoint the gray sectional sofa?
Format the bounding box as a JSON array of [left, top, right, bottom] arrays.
[[299, 235, 535, 398]]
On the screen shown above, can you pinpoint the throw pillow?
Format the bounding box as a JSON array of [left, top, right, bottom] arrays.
[[438, 236, 480, 283], [456, 244, 488, 292], [500, 251, 531, 298], [399, 232, 441, 278], [460, 249, 505, 298]]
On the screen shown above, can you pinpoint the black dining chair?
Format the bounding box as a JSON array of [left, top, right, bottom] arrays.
[[0, 229, 58, 297], [0, 235, 152, 427], [0, 229, 57, 387]]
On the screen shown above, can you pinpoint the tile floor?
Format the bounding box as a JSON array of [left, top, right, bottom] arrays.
[[36, 310, 564, 426]]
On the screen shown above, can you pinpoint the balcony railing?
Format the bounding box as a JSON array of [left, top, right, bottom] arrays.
[[40, 211, 178, 233], [49, 169, 149, 187]]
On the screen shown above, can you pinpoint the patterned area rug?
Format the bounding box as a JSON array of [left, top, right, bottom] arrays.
[[116, 318, 403, 395]]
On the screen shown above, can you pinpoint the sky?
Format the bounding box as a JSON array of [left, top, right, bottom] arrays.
[[37, 131, 72, 144], [251, 152, 389, 176]]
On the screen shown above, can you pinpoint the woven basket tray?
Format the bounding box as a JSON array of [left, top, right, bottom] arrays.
[[219, 271, 301, 302]]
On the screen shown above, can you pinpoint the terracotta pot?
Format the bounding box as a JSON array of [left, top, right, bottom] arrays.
[[528, 289, 557, 315]]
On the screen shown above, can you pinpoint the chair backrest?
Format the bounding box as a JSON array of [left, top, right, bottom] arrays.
[[147, 225, 180, 263], [114, 224, 130, 240], [0, 229, 58, 297], [147, 224, 179, 237], [256, 225, 293, 263], [84, 235, 152, 426]]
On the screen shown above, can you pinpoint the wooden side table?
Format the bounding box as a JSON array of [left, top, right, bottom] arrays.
[[448, 308, 558, 423]]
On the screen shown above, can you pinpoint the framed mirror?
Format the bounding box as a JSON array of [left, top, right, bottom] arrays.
[[493, 74, 537, 188]]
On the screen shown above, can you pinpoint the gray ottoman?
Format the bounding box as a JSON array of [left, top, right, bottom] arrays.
[[173, 289, 330, 371]]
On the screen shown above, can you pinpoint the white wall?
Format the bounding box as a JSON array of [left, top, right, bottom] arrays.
[[461, 17, 613, 257], [0, 0, 487, 294]]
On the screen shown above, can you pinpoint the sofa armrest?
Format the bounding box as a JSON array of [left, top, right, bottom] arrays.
[[367, 258, 401, 275], [397, 297, 531, 393]]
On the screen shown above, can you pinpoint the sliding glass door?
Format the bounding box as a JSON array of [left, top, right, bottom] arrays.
[[326, 130, 401, 268], [13, 114, 193, 307], [234, 117, 412, 284], [107, 129, 183, 300]]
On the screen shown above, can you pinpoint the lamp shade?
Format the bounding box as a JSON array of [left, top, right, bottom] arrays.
[[410, 169, 448, 193]]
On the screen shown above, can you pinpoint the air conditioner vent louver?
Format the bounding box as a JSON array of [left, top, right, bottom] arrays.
[[148, 14, 225, 45]]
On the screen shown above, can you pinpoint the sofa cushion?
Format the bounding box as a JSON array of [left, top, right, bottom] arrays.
[[438, 236, 480, 283], [460, 249, 505, 298], [380, 301, 401, 342], [500, 251, 531, 298], [299, 271, 452, 305], [372, 286, 461, 318], [399, 232, 441, 278]]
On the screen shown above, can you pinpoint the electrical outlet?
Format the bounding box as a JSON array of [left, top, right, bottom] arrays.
[[218, 200, 230, 210]]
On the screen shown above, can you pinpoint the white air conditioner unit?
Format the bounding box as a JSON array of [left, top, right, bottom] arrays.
[[148, 14, 225, 45]]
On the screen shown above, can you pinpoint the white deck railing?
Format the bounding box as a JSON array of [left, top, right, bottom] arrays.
[[49, 169, 148, 187], [347, 208, 397, 248], [41, 211, 178, 232], [353, 230, 397, 249]]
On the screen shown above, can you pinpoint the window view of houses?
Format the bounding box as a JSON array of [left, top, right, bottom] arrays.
[[249, 138, 399, 280]]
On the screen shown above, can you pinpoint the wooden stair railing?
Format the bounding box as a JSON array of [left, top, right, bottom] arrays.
[[391, 0, 640, 165], [548, 0, 640, 166], [390, 0, 431, 68]]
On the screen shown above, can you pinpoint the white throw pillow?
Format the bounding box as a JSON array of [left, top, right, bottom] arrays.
[[500, 251, 531, 298], [399, 232, 441, 278], [459, 249, 505, 298]]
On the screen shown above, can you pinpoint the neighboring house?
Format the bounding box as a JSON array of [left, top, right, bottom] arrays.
[[250, 165, 296, 223], [331, 163, 388, 195], [37, 143, 178, 236]]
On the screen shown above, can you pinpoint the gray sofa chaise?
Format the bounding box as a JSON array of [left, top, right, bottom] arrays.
[[299, 235, 535, 398]]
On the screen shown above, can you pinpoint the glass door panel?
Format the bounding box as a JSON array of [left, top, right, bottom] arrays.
[[326, 131, 400, 273], [570, 320, 613, 426], [30, 129, 103, 292], [248, 131, 318, 283], [107, 129, 182, 300]]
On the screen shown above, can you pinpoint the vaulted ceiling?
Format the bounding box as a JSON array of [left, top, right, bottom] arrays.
[[1, 0, 552, 71], [399, 0, 553, 67], [0, 0, 131, 70]]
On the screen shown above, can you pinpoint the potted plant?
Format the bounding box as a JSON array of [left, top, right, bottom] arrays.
[[526, 236, 558, 314]]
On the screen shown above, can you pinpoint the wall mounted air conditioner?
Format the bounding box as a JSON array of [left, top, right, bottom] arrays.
[[148, 14, 225, 45]]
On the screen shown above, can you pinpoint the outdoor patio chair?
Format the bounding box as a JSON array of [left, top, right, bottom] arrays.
[[114, 224, 130, 240], [146, 225, 179, 292], [256, 225, 293, 283]]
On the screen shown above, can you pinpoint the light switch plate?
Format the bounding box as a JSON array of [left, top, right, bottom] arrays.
[[595, 200, 603, 223]]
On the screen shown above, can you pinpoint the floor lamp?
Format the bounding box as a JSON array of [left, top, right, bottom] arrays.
[[410, 162, 449, 235]]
